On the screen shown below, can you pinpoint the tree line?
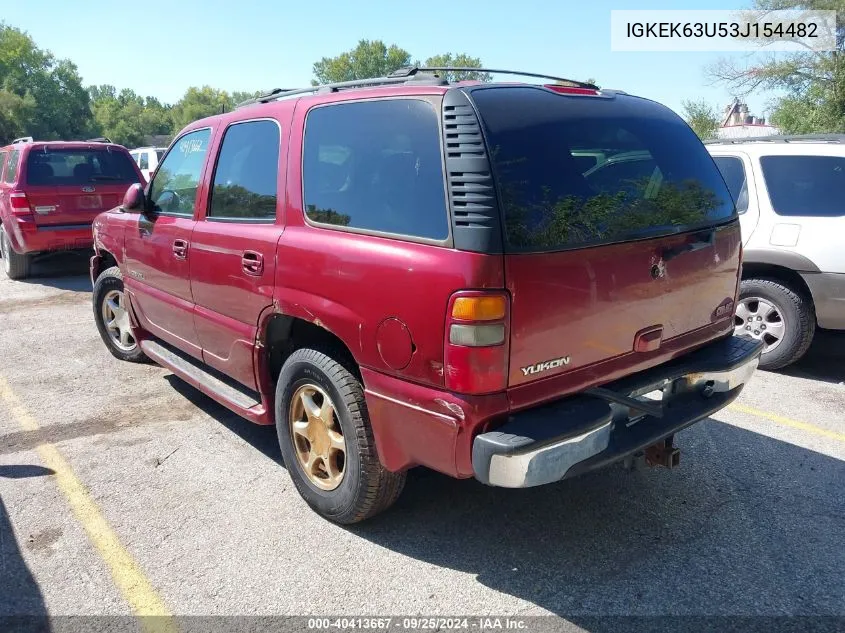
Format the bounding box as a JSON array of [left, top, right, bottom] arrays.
[[0, 25, 491, 148], [682, 0, 845, 139]]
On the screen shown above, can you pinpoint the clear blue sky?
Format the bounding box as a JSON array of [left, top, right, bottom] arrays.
[[4, 0, 778, 119]]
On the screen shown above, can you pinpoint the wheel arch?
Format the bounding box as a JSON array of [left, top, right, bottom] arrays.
[[740, 261, 815, 307]]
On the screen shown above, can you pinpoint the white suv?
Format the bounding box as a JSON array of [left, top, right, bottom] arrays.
[[706, 135, 845, 370], [129, 146, 166, 182]]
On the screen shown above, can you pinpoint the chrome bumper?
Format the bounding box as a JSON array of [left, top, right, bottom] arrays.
[[473, 335, 764, 489]]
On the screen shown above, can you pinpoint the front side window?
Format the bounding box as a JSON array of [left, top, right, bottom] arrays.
[[149, 129, 211, 216], [302, 99, 449, 241], [471, 87, 737, 253], [5, 150, 20, 184], [712, 156, 749, 214], [208, 120, 280, 221], [760, 155, 845, 217]]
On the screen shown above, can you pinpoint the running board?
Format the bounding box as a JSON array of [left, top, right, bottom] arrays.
[[140, 338, 271, 425]]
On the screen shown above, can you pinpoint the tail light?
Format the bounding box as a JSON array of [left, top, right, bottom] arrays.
[[10, 191, 32, 215], [9, 191, 37, 232], [444, 291, 510, 394]]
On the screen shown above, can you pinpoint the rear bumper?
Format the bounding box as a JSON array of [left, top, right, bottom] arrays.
[[5, 217, 93, 255], [801, 272, 845, 330], [472, 335, 764, 488]]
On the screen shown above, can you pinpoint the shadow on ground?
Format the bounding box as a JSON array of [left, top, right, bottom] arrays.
[[0, 474, 52, 631], [777, 329, 845, 385], [162, 373, 845, 620], [17, 252, 91, 292]]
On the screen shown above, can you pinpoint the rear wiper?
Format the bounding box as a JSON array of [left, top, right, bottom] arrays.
[[661, 228, 716, 262]]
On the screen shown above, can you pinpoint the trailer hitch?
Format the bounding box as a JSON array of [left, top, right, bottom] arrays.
[[645, 436, 680, 469]]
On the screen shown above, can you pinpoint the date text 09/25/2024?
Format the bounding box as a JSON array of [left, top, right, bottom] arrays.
[[307, 618, 529, 630]]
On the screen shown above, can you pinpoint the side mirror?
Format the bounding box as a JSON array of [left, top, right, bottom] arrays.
[[122, 183, 146, 212]]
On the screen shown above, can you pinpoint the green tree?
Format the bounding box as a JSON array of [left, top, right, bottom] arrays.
[[707, 0, 845, 133], [0, 23, 93, 143], [421, 53, 491, 82], [681, 99, 721, 139], [312, 40, 412, 84], [170, 86, 232, 131], [88, 85, 173, 147]]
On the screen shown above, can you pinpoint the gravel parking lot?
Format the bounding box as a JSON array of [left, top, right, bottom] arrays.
[[1, 255, 844, 629]]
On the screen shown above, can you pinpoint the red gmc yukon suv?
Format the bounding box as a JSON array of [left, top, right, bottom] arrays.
[[0, 137, 143, 279], [89, 68, 763, 523]]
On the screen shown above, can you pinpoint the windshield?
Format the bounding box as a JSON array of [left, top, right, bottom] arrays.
[[471, 87, 737, 253], [26, 148, 140, 186]]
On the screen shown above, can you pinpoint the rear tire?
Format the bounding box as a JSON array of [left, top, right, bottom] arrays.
[[93, 266, 146, 363], [1, 224, 31, 280], [275, 348, 406, 524], [735, 278, 815, 370]]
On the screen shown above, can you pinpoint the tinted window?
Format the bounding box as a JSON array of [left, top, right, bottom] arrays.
[[712, 156, 748, 214], [760, 155, 845, 217], [472, 87, 737, 252], [150, 129, 211, 216], [208, 120, 280, 221], [5, 150, 20, 184], [139, 152, 149, 170], [303, 99, 448, 240], [25, 149, 139, 186], [156, 149, 166, 161]]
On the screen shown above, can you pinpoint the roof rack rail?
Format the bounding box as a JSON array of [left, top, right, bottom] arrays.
[[705, 133, 845, 145], [235, 67, 599, 108], [392, 66, 599, 90], [86, 137, 112, 143], [11, 136, 33, 144]]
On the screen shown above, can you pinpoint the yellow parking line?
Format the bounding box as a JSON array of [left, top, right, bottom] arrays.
[[728, 402, 845, 443], [0, 377, 176, 632]]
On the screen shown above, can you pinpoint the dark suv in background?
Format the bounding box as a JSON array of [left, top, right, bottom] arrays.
[[0, 137, 142, 279], [89, 68, 763, 523]]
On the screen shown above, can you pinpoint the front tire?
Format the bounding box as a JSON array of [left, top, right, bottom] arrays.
[[93, 266, 146, 363], [1, 224, 31, 280], [734, 278, 815, 370], [275, 348, 405, 524]]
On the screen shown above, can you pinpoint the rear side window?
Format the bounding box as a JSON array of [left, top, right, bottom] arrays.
[[25, 149, 139, 186], [0, 152, 6, 180], [712, 156, 749, 214], [303, 99, 449, 241], [139, 152, 149, 170], [150, 129, 211, 216], [471, 87, 737, 252], [760, 155, 845, 217], [208, 120, 280, 221], [5, 150, 20, 184]]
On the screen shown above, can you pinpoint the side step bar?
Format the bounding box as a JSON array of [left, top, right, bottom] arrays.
[[140, 338, 271, 425]]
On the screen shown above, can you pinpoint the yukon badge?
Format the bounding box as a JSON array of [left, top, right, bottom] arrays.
[[521, 356, 571, 376]]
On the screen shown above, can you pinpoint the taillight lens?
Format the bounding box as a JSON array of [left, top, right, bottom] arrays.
[[10, 191, 32, 215], [444, 291, 510, 394]]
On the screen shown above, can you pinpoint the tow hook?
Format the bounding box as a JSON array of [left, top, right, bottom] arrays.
[[645, 436, 680, 469]]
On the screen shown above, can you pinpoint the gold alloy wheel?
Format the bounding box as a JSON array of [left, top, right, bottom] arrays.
[[289, 384, 346, 490]]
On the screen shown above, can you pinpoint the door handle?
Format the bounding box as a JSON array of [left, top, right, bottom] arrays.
[[242, 250, 264, 276], [172, 239, 188, 260]]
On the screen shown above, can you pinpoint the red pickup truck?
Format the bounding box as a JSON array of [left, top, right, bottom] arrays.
[[89, 68, 763, 523]]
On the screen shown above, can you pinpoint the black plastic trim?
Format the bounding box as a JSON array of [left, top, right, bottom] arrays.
[[441, 89, 503, 253]]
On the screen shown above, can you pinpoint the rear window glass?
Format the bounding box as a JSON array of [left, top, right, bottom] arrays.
[[712, 156, 749, 214], [302, 99, 449, 241], [471, 87, 737, 252], [760, 155, 845, 217], [25, 149, 139, 186]]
